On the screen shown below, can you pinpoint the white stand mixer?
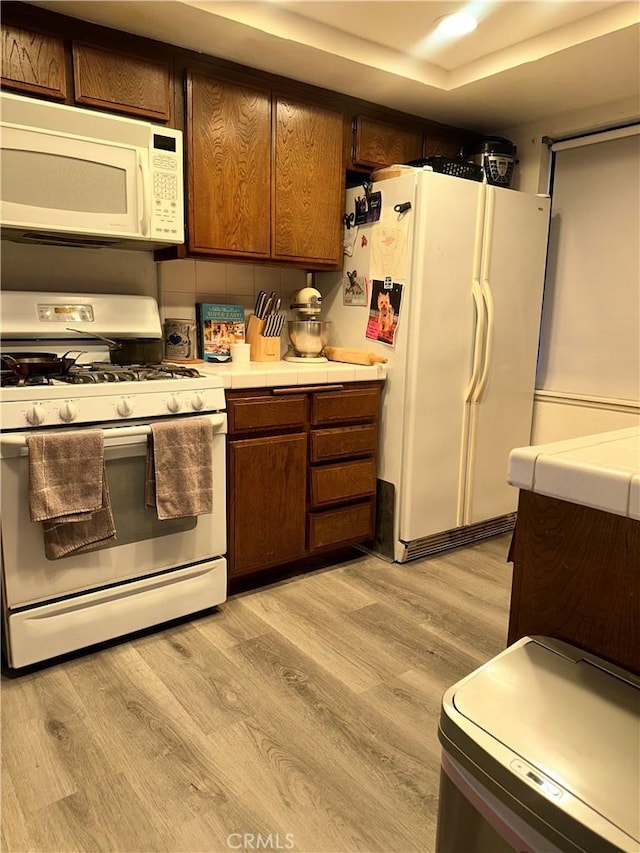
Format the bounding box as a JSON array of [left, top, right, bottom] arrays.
[[284, 286, 332, 363]]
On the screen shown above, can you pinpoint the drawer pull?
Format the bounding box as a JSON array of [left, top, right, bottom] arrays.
[[272, 385, 344, 395]]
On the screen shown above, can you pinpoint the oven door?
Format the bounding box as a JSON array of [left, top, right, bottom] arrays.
[[0, 414, 227, 609]]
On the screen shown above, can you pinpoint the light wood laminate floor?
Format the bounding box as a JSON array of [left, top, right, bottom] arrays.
[[1, 535, 513, 853]]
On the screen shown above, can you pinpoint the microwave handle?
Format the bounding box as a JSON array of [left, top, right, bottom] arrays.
[[138, 152, 150, 237]]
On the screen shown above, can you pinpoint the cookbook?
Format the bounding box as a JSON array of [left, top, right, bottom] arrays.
[[196, 303, 246, 362]]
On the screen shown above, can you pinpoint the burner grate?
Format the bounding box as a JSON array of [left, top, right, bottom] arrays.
[[56, 363, 203, 383], [0, 370, 52, 388]]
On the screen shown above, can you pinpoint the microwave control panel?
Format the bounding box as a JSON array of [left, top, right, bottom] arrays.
[[150, 131, 184, 243]]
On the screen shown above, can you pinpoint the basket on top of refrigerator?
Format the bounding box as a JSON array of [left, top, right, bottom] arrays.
[[461, 136, 517, 188]]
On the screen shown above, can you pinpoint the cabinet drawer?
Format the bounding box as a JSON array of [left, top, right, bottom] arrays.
[[308, 500, 374, 551], [310, 458, 376, 507], [227, 395, 306, 433], [311, 386, 381, 426], [310, 424, 377, 463]]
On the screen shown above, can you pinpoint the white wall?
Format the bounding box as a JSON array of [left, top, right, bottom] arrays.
[[495, 95, 640, 443]]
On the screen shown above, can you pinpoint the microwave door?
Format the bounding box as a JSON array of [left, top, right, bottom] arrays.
[[0, 124, 143, 238]]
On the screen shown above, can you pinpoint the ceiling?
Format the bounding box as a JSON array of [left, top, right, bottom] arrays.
[[28, 0, 640, 132]]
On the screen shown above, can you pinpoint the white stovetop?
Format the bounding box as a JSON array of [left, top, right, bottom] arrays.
[[189, 359, 387, 389], [508, 427, 640, 519]]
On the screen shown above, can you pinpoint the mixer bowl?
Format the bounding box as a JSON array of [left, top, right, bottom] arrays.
[[287, 320, 331, 357]]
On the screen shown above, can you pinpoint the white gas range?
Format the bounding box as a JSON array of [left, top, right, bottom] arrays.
[[1, 292, 227, 669]]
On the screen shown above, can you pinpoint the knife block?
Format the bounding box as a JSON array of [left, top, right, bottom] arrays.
[[246, 315, 281, 362]]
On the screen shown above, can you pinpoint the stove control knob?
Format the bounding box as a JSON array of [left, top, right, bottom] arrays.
[[117, 399, 134, 418], [26, 405, 46, 426], [59, 402, 79, 423], [191, 393, 205, 411], [167, 396, 182, 414]]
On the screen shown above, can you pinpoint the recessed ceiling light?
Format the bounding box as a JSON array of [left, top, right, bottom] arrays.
[[436, 11, 478, 37]]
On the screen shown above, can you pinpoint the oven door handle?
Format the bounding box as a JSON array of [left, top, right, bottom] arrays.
[[0, 413, 227, 447]]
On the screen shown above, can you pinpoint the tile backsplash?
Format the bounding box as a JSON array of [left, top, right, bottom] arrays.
[[158, 259, 307, 322]]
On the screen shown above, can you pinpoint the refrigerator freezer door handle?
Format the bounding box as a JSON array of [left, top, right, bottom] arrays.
[[473, 280, 495, 402], [464, 278, 485, 402]]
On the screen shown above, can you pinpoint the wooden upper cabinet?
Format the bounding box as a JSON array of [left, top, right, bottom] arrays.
[[1, 24, 66, 100], [424, 133, 465, 158], [272, 96, 344, 266], [186, 72, 271, 258], [352, 116, 423, 169], [72, 42, 170, 121]]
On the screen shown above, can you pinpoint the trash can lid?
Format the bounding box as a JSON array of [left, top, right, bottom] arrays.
[[440, 637, 640, 851]]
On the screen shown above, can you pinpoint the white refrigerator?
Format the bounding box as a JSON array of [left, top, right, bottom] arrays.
[[319, 169, 550, 562]]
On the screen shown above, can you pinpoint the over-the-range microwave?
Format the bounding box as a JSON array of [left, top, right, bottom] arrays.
[[0, 92, 184, 250]]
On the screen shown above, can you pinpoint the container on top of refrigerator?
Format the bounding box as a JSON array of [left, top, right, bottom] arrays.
[[461, 137, 517, 188]]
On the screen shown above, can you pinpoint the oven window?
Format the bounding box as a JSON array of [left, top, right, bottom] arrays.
[[52, 455, 196, 560]]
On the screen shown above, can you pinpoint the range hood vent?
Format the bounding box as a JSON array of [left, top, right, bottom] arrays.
[[1, 229, 123, 249]]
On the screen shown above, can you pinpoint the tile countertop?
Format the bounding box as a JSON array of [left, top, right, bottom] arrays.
[[508, 427, 640, 520], [189, 359, 387, 390]]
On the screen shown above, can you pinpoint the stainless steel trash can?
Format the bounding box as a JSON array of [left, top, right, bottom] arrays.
[[436, 636, 640, 853]]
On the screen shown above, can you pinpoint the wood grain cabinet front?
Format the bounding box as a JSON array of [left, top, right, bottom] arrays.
[[271, 95, 344, 266], [1, 24, 66, 100], [310, 459, 377, 508], [186, 73, 344, 267], [352, 115, 423, 170], [186, 72, 271, 259], [72, 42, 171, 121], [228, 432, 308, 577], [226, 381, 382, 582]]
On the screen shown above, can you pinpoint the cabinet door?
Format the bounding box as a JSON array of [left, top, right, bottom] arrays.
[[228, 433, 307, 577], [187, 73, 271, 258], [424, 132, 465, 158], [1, 24, 66, 99], [72, 42, 170, 122], [352, 116, 423, 169], [272, 96, 343, 266]]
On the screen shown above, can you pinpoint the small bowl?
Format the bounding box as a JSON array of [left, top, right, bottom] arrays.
[[287, 320, 331, 357]]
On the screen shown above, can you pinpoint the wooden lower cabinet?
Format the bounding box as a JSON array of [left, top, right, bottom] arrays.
[[226, 381, 382, 581], [508, 490, 640, 675], [228, 432, 307, 577]]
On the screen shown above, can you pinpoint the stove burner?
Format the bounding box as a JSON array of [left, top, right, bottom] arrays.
[[57, 362, 202, 384]]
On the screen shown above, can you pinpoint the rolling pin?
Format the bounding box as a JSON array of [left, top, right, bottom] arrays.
[[323, 346, 388, 366]]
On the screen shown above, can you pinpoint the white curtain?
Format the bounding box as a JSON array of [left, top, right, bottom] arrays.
[[536, 127, 640, 403]]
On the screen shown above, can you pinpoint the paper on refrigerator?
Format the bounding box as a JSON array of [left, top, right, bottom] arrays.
[[369, 206, 410, 281]]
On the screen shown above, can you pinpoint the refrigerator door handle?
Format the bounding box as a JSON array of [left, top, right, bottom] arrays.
[[472, 186, 496, 403], [464, 278, 485, 402], [473, 279, 495, 403]]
